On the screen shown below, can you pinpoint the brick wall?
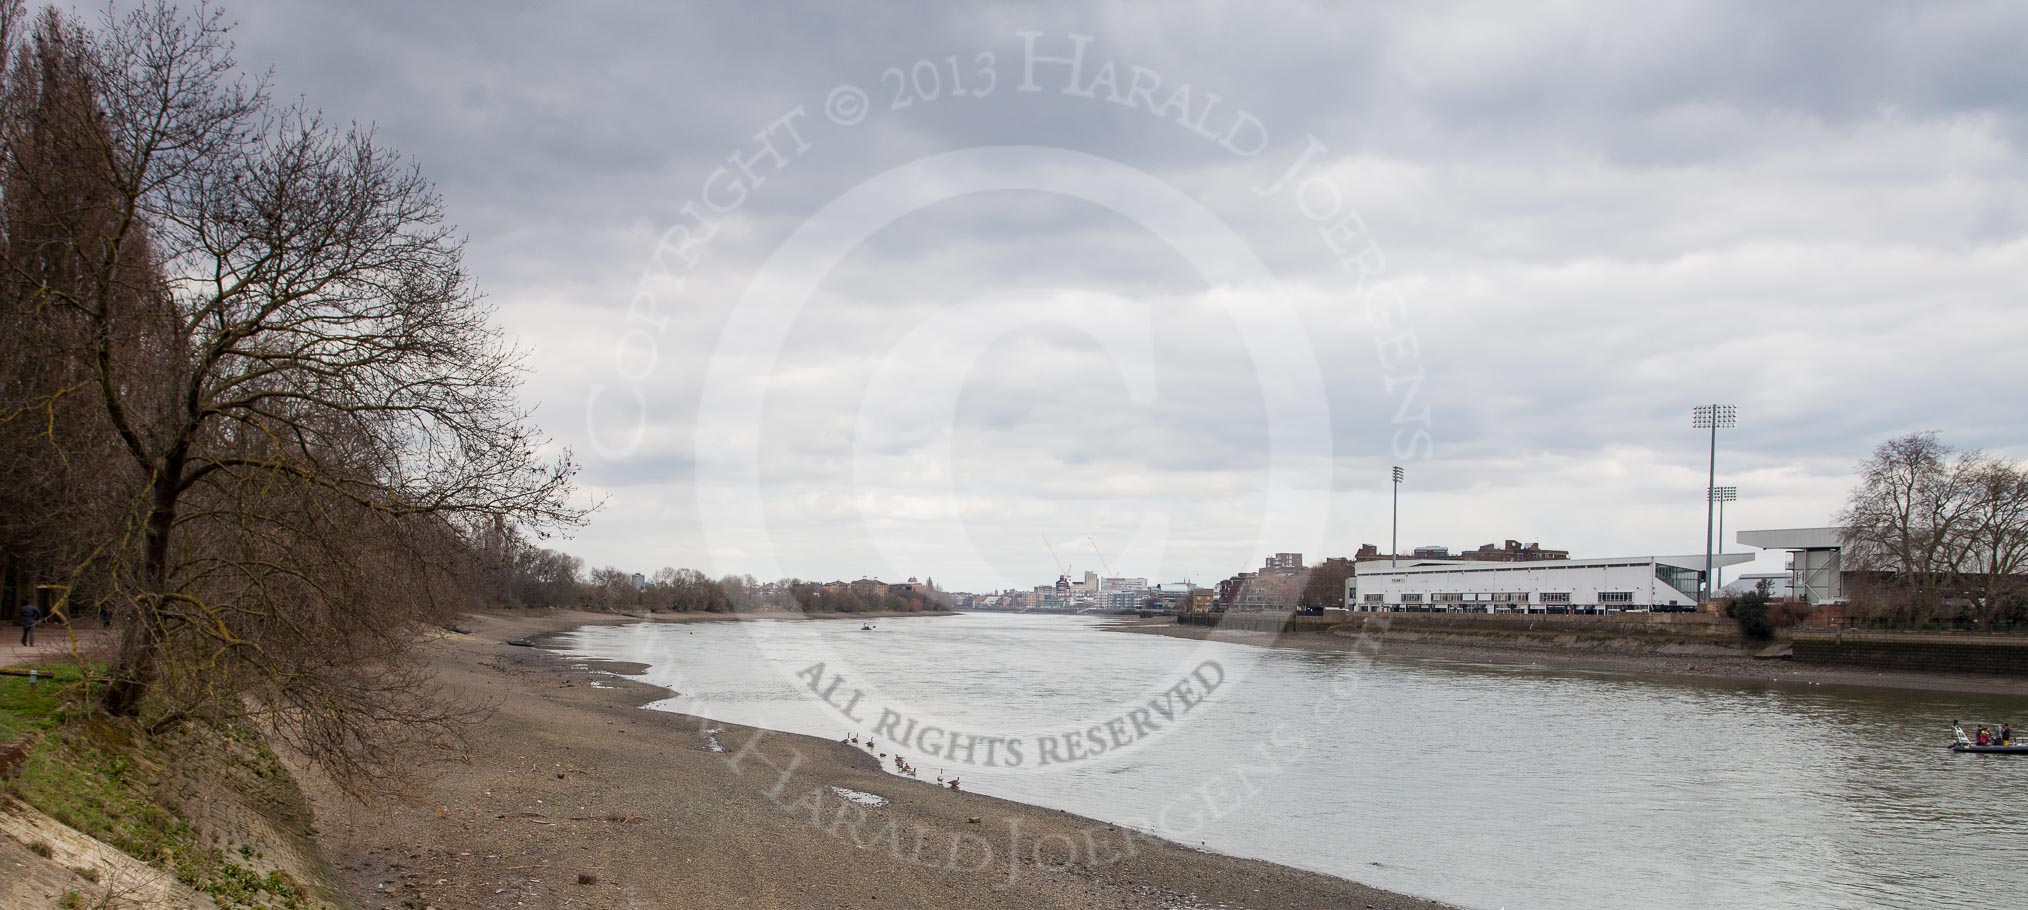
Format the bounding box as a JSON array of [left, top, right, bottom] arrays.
[[1790, 635, 2028, 676]]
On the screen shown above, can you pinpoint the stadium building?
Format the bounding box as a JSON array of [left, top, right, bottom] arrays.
[[1347, 553, 1755, 613]]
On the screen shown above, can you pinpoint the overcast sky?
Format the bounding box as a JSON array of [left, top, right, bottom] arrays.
[[210, 1, 2028, 591]]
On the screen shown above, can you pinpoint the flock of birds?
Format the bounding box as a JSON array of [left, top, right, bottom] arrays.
[[840, 733, 959, 790]]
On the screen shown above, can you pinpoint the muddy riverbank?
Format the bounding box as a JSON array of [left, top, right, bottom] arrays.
[[294, 609, 1452, 910]]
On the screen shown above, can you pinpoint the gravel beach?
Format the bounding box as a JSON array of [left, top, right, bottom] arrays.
[[296, 610, 1453, 910]]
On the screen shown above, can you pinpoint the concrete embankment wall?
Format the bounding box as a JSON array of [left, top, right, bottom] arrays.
[[1178, 613, 2028, 675], [1790, 633, 2028, 676], [1179, 610, 1754, 656], [1338, 612, 1751, 657], [1176, 613, 1338, 634]]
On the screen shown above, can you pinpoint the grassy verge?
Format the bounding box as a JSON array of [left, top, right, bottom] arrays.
[[1, 665, 309, 910], [0, 664, 74, 745]]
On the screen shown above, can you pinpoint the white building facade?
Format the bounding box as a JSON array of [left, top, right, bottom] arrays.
[[1736, 527, 1845, 605], [1347, 553, 1754, 613]]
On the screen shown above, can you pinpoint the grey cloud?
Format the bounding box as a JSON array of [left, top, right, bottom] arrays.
[[212, 0, 2028, 587]]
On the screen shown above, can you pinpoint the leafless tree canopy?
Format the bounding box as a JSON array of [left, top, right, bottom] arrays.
[[1838, 432, 2028, 627], [0, 1, 582, 791]]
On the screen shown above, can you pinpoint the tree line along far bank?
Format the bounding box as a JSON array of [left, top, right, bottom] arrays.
[[482, 536, 952, 615]]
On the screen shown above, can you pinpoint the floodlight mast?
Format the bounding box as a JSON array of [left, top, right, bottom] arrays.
[[1391, 466, 1405, 569], [1709, 485, 1738, 592], [1692, 405, 1737, 603]]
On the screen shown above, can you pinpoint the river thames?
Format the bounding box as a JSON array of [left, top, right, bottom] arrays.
[[555, 612, 2028, 910]]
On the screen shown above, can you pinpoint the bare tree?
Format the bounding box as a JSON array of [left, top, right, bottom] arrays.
[[0, 3, 581, 789], [1962, 456, 2028, 624], [1838, 432, 2028, 626]]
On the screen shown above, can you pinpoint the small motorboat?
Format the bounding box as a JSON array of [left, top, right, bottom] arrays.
[[1949, 720, 2027, 754], [860, 623, 874, 631]]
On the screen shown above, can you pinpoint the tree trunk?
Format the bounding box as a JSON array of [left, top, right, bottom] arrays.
[[100, 473, 176, 717]]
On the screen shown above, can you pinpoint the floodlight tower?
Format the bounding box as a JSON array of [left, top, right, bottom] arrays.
[[1710, 485, 1738, 593], [1692, 405, 1737, 603], [1391, 466, 1405, 569]]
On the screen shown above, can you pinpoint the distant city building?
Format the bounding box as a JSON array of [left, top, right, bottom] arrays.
[[824, 578, 893, 595], [1150, 582, 1195, 612], [1354, 540, 1569, 563], [1108, 589, 1150, 611], [1457, 540, 1571, 562], [1212, 566, 1305, 612], [1215, 572, 1254, 608], [1241, 572, 1305, 610], [1264, 552, 1304, 571]]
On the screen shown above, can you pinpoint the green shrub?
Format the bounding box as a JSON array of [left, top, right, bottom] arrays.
[[1725, 590, 1776, 641]]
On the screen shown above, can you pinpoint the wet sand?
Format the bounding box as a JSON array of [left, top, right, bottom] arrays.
[[1107, 617, 2028, 697], [298, 609, 1452, 910]]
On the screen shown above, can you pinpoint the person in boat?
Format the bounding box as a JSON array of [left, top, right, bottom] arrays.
[[1976, 726, 1992, 746], [2003, 723, 2014, 746]]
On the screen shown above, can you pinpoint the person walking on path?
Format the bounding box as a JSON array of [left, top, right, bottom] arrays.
[[17, 601, 39, 647]]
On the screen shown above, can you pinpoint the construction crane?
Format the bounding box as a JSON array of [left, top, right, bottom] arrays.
[[1086, 537, 1115, 577], [1041, 535, 1066, 579], [1087, 537, 1117, 597]]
